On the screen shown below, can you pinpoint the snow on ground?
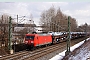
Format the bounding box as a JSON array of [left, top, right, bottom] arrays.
[[69, 37, 90, 60], [49, 37, 90, 60], [69, 49, 90, 60]]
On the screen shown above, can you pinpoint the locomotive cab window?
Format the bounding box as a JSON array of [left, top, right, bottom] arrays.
[[26, 36, 35, 40]]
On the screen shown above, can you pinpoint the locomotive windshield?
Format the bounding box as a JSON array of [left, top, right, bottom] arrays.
[[26, 36, 34, 40]]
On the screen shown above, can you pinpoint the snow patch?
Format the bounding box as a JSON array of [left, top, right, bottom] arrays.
[[86, 37, 90, 41], [49, 50, 66, 60], [70, 40, 85, 52], [50, 37, 90, 60], [69, 48, 90, 60]]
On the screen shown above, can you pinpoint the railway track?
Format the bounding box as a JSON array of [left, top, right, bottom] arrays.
[[16, 42, 67, 60], [25, 37, 87, 60], [0, 41, 66, 60], [0, 37, 87, 60], [25, 37, 86, 60], [0, 50, 28, 60], [25, 43, 66, 60]]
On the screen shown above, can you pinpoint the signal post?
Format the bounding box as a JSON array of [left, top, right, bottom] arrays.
[[8, 16, 13, 54], [65, 16, 71, 55]]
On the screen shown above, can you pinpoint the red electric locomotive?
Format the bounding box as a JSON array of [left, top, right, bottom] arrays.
[[24, 33, 52, 49]]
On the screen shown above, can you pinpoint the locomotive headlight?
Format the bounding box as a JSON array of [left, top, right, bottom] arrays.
[[25, 41, 28, 44], [31, 41, 34, 43]]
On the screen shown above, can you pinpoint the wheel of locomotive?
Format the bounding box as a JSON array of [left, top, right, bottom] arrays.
[[26, 44, 34, 51], [31, 47, 35, 51], [30, 44, 35, 51]]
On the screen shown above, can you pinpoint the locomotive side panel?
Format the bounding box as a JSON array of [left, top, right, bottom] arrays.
[[38, 36, 45, 46], [34, 35, 38, 47], [37, 35, 52, 46], [46, 35, 52, 44]]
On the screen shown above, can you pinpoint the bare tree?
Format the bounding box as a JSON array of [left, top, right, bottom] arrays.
[[0, 14, 10, 47], [39, 6, 56, 32], [40, 6, 78, 32], [78, 23, 90, 32], [70, 18, 78, 32], [53, 7, 67, 32], [0, 14, 17, 48]]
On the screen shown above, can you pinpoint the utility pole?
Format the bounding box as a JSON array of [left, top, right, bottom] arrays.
[[8, 16, 13, 54], [65, 16, 71, 55], [85, 23, 87, 42], [17, 15, 18, 24], [33, 21, 34, 32]]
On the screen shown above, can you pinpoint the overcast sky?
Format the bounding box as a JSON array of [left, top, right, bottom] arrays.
[[0, 2, 90, 26]]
